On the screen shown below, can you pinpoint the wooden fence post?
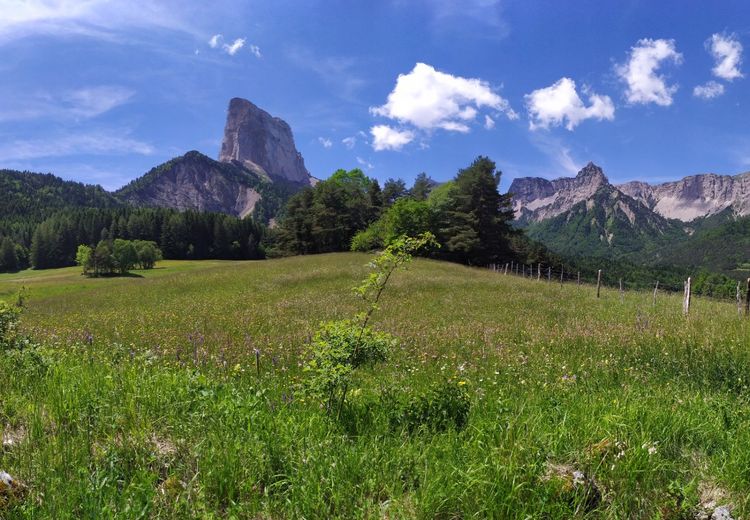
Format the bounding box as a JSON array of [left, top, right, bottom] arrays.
[[653, 281, 659, 306], [577, 271, 580, 286], [547, 266, 551, 282], [683, 277, 691, 316], [504, 263, 508, 275], [619, 278, 623, 303], [745, 278, 750, 316], [596, 269, 602, 298], [537, 263, 541, 281], [560, 266, 564, 286], [737, 281, 742, 317]]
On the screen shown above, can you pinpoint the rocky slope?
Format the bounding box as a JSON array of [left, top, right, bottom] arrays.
[[219, 98, 314, 186], [116, 151, 266, 218], [510, 162, 609, 224], [512, 163, 750, 224], [618, 172, 750, 221], [525, 183, 684, 259]]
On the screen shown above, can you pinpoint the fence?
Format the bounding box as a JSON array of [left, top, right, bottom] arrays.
[[487, 261, 750, 318]]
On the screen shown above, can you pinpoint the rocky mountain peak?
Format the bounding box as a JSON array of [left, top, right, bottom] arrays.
[[576, 162, 608, 185], [219, 98, 313, 186]]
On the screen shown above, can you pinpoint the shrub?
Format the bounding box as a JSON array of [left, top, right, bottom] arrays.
[[0, 300, 20, 350], [304, 320, 396, 408], [383, 380, 471, 433]]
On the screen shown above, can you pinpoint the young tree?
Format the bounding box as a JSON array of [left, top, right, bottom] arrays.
[[134, 240, 162, 269], [75, 245, 93, 275], [92, 240, 115, 276], [112, 239, 138, 274]]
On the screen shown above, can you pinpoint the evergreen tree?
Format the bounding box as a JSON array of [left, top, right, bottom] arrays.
[[0, 237, 18, 272], [440, 156, 514, 265], [410, 172, 436, 201], [382, 178, 408, 206]]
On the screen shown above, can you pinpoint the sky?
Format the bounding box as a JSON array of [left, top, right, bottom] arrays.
[[1, 0, 749, 192]]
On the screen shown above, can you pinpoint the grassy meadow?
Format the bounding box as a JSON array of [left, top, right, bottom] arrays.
[[2, 253, 750, 518]]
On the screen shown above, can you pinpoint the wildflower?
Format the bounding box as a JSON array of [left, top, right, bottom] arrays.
[[458, 381, 467, 386]]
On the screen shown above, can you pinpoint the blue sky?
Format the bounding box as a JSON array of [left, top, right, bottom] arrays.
[[1, 0, 749, 191]]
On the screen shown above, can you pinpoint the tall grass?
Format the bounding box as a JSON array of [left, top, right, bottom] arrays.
[[1, 253, 750, 518]]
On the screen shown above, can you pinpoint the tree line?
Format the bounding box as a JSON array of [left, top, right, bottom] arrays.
[[269, 156, 547, 266], [0, 207, 265, 272]]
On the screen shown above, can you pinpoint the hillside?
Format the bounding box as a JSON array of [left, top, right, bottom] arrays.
[[525, 184, 684, 259], [115, 150, 295, 222], [0, 169, 119, 220], [1, 254, 750, 517]]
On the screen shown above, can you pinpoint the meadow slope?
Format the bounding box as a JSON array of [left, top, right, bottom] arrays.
[[2, 253, 750, 518]]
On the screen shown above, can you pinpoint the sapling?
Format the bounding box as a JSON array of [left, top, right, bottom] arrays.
[[303, 232, 438, 416]]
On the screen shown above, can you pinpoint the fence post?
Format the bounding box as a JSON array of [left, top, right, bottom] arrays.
[[683, 277, 691, 316], [619, 278, 623, 303], [537, 263, 541, 281], [737, 281, 742, 317], [577, 271, 580, 286], [596, 269, 602, 298], [653, 280, 659, 306], [745, 278, 750, 316], [504, 263, 508, 275], [547, 266, 551, 282], [560, 266, 564, 286]]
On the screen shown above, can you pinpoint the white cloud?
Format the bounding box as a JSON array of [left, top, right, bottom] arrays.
[[370, 125, 414, 151], [222, 37, 245, 56], [370, 62, 517, 134], [484, 115, 495, 130], [0, 132, 154, 161], [249, 44, 262, 58], [525, 77, 614, 131], [708, 33, 743, 81], [342, 136, 356, 149], [62, 86, 135, 118], [0, 0, 200, 44], [356, 156, 374, 170], [0, 85, 134, 122], [208, 33, 222, 48], [616, 38, 683, 106], [318, 137, 333, 148], [693, 80, 725, 99]]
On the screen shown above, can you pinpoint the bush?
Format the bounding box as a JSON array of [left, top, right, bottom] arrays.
[[383, 380, 471, 433], [304, 320, 395, 403], [0, 300, 20, 350]]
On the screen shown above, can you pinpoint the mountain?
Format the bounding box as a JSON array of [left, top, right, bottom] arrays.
[[0, 169, 119, 221], [511, 163, 750, 272], [618, 172, 750, 221], [510, 162, 609, 224], [116, 151, 268, 219], [219, 97, 315, 186], [116, 98, 313, 221], [524, 183, 684, 259]]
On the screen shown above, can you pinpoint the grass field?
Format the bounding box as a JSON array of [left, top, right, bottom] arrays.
[[2, 253, 750, 518]]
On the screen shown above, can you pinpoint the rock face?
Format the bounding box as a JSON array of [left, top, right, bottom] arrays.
[[509, 162, 609, 223], [511, 163, 750, 223], [219, 98, 313, 186], [618, 173, 750, 221], [117, 151, 263, 218]]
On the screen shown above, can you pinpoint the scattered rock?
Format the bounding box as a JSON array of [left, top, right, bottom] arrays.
[[1, 425, 26, 451], [0, 470, 27, 508], [543, 462, 601, 511], [695, 480, 734, 520]]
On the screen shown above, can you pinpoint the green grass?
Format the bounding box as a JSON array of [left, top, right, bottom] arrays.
[[2, 253, 750, 518]]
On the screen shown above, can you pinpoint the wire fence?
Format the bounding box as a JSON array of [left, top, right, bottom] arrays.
[[487, 261, 750, 317]]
